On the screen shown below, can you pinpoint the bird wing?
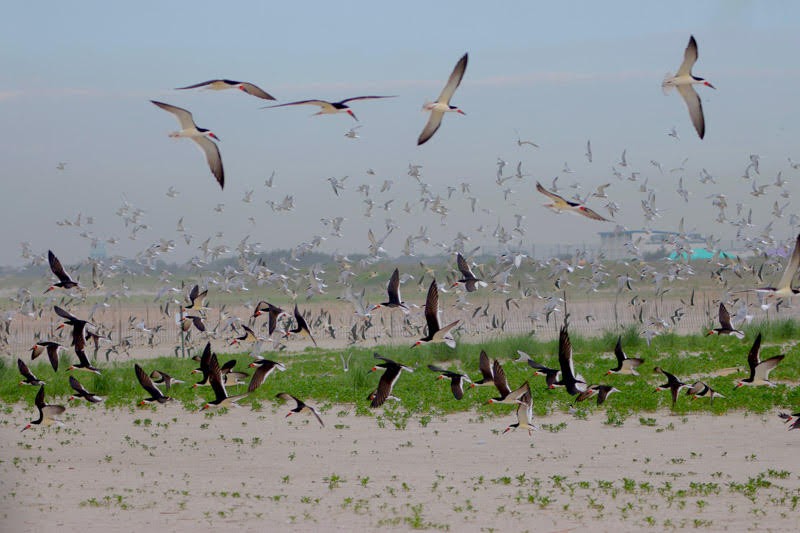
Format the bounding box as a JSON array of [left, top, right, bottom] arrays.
[[456, 253, 474, 279], [208, 353, 228, 402], [191, 135, 225, 189], [477, 350, 493, 381], [48, 250, 72, 283], [42, 405, 66, 418], [492, 359, 511, 398], [267, 309, 280, 337], [718, 302, 734, 330], [558, 325, 577, 383], [372, 366, 402, 408], [68, 375, 87, 395], [309, 406, 325, 427], [535, 181, 569, 206], [248, 361, 281, 392], [54, 305, 78, 322], [262, 100, 336, 111], [437, 53, 468, 104], [417, 109, 444, 146], [175, 80, 219, 89], [427, 364, 447, 373], [18, 358, 35, 380], [507, 381, 531, 403], [276, 392, 302, 409], [676, 84, 705, 139], [677, 35, 699, 77], [776, 233, 800, 291], [189, 285, 200, 304], [339, 95, 395, 104], [151, 100, 197, 130], [747, 333, 762, 379], [578, 206, 610, 221], [387, 268, 401, 304], [46, 344, 60, 372], [614, 336, 626, 366], [239, 82, 275, 100], [135, 364, 164, 399], [423, 280, 441, 334], [35, 385, 45, 409], [450, 376, 465, 400], [755, 355, 785, 382]]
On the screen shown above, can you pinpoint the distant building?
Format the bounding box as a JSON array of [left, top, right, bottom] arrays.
[[598, 229, 705, 261], [89, 242, 107, 260]]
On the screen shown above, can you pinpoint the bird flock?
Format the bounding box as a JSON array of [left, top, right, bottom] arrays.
[[9, 35, 800, 435]]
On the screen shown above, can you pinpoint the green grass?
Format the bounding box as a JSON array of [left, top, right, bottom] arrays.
[[3, 327, 799, 420]]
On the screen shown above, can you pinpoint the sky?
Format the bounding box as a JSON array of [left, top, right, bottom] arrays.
[[1, 1, 799, 267]]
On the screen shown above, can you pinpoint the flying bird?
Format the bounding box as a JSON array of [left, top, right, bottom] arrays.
[[653, 366, 687, 407], [202, 353, 248, 409], [31, 342, 63, 372], [262, 96, 395, 121], [370, 268, 409, 314], [555, 324, 586, 395], [369, 353, 413, 408], [175, 79, 276, 100], [151, 100, 224, 189], [427, 364, 471, 399], [706, 302, 745, 339], [535, 181, 609, 221], [452, 253, 487, 292], [662, 35, 715, 139], [743, 234, 800, 301], [606, 336, 645, 375], [22, 386, 65, 431], [275, 392, 324, 427], [418, 53, 468, 145], [285, 304, 317, 347], [17, 358, 45, 386], [45, 250, 79, 292], [68, 375, 103, 403], [413, 280, 459, 348], [736, 333, 785, 387], [135, 364, 171, 405], [247, 359, 286, 392], [502, 389, 536, 436]]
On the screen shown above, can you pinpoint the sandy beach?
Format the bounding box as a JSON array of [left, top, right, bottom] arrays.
[[2, 403, 798, 532]]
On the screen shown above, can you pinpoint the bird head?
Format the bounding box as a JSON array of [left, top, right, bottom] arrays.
[[21, 423, 32, 432], [605, 370, 613, 376], [346, 109, 358, 121], [207, 132, 220, 141], [703, 80, 715, 89], [253, 310, 262, 317], [248, 362, 257, 368], [487, 398, 495, 404], [68, 396, 76, 401], [436, 375, 445, 381], [411, 341, 422, 348], [229, 339, 239, 346], [502, 426, 513, 434], [285, 412, 293, 418], [201, 403, 210, 410]]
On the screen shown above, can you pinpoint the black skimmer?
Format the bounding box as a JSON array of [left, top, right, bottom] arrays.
[[68, 375, 103, 403], [202, 353, 248, 410], [502, 389, 536, 436], [285, 304, 317, 347], [191, 343, 214, 387], [413, 280, 459, 348], [151, 100, 224, 189], [31, 342, 63, 372], [653, 366, 687, 407], [555, 324, 586, 395], [68, 349, 101, 375], [487, 359, 530, 405], [371, 268, 409, 314], [180, 314, 206, 332], [685, 381, 724, 405], [469, 350, 496, 388], [276, 392, 324, 427], [778, 412, 800, 430], [606, 336, 645, 375], [185, 284, 208, 312], [662, 35, 715, 139], [175, 79, 276, 100], [575, 384, 620, 406], [247, 359, 286, 392], [149, 370, 183, 392], [427, 365, 471, 400], [230, 324, 258, 346], [22, 386, 65, 431], [706, 302, 745, 339], [54, 306, 90, 352], [17, 358, 45, 386], [521, 354, 561, 389], [369, 353, 413, 408], [45, 250, 79, 292], [536, 181, 609, 221], [134, 364, 171, 405], [452, 253, 487, 292], [262, 96, 395, 121], [418, 53, 468, 145], [744, 234, 800, 302], [253, 301, 289, 338], [736, 333, 785, 388]]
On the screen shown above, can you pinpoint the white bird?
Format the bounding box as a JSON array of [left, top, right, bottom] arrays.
[[175, 79, 276, 100], [418, 53, 468, 145], [151, 101, 224, 189], [662, 35, 715, 139]]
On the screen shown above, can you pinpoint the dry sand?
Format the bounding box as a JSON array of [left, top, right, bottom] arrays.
[[2, 402, 799, 532]]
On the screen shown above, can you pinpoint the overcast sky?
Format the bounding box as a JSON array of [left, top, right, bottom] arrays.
[[1, 1, 799, 267]]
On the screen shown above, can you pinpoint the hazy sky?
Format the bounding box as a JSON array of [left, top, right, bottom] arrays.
[[2, 1, 799, 267]]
